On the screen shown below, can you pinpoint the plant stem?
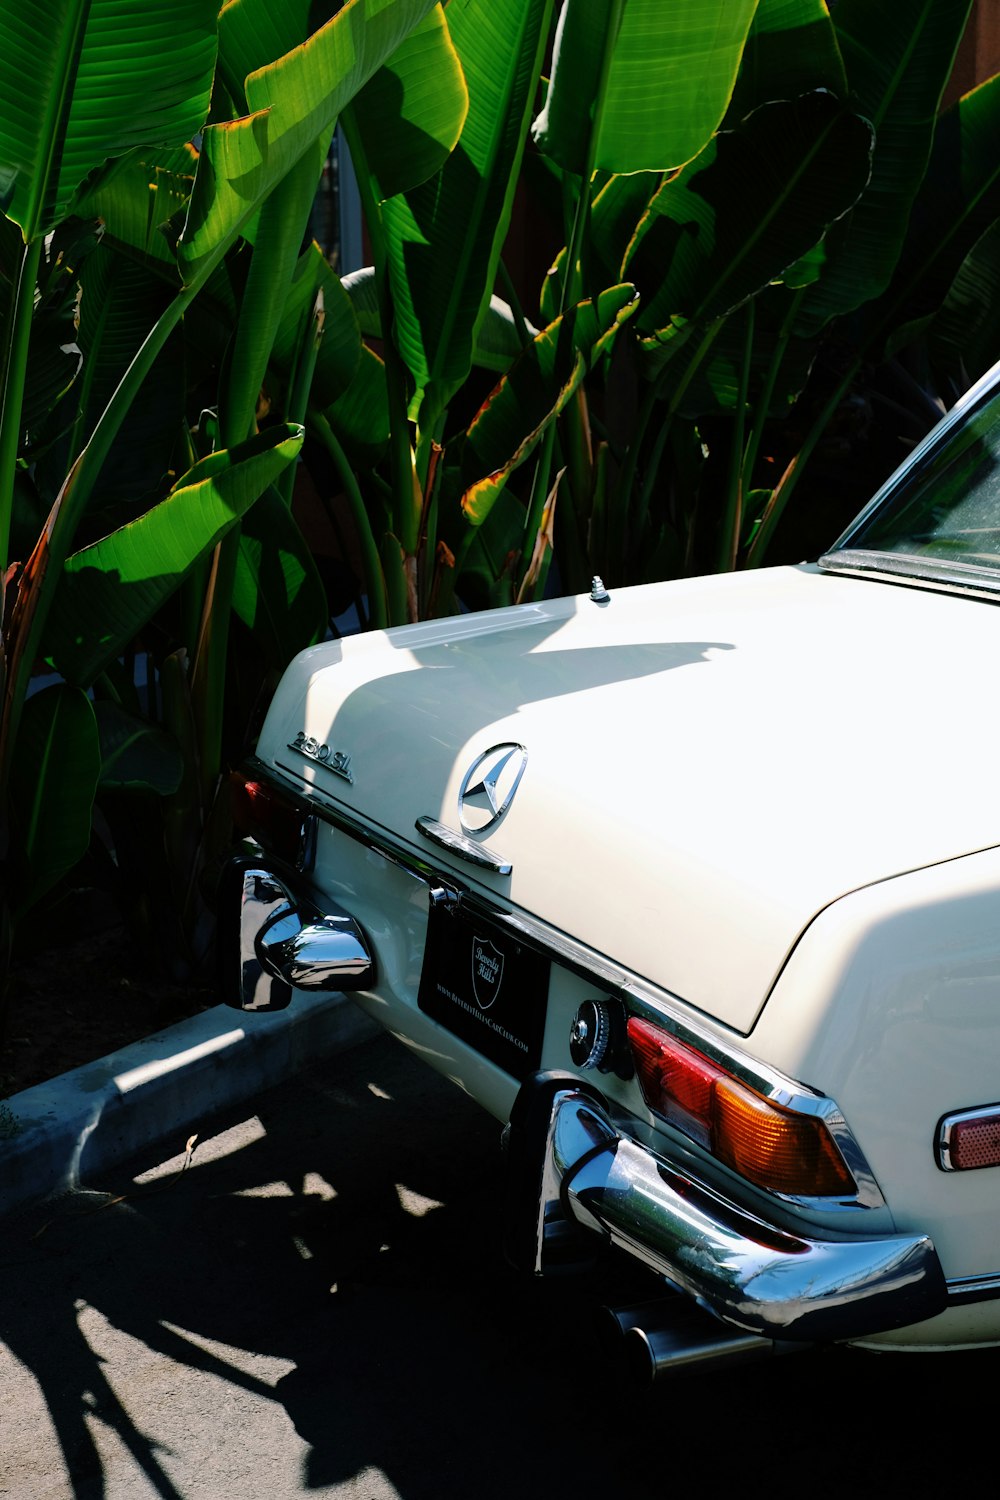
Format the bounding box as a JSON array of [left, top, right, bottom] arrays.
[[310, 409, 388, 628], [0, 236, 42, 574], [746, 360, 858, 567], [741, 289, 803, 500], [343, 119, 419, 577], [718, 300, 754, 573]]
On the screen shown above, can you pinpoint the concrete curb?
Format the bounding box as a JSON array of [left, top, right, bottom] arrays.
[[0, 993, 379, 1221]]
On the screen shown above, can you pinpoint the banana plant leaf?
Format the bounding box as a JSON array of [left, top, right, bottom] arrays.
[[75, 145, 198, 270], [533, 0, 759, 175], [178, 0, 444, 285], [21, 237, 87, 446], [588, 173, 659, 297], [727, 0, 846, 123], [322, 344, 390, 468], [270, 245, 363, 410], [857, 74, 1000, 358], [343, 266, 535, 372], [220, 0, 465, 200], [925, 218, 1000, 394], [669, 286, 817, 420], [380, 0, 555, 428], [219, 140, 328, 445], [33, 242, 185, 530], [347, 6, 468, 199], [795, 0, 974, 336], [0, 0, 218, 243], [457, 487, 531, 611], [44, 423, 304, 688], [7, 683, 100, 917], [94, 699, 183, 796], [628, 92, 873, 371], [233, 487, 329, 667], [456, 284, 639, 528]]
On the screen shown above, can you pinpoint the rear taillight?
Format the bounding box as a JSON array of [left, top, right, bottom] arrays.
[[230, 769, 310, 865], [627, 1016, 854, 1197]]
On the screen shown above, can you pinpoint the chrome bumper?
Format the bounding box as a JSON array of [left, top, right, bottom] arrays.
[[505, 1074, 948, 1343]]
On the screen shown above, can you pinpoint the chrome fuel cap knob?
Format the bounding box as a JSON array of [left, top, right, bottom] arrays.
[[570, 999, 611, 1070]]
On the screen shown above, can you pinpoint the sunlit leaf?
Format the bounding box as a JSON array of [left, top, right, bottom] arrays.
[[381, 0, 554, 426], [45, 424, 304, 686], [534, 0, 759, 175], [458, 284, 638, 527], [178, 0, 443, 285], [0, 0, 217, 242]]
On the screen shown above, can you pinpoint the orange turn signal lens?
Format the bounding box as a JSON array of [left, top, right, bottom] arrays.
[[713, 1077, 854, 1196], [627, 1016, 855, 1197]]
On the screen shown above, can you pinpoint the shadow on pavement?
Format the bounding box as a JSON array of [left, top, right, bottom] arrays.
[[2, 1034, 997, 1497]]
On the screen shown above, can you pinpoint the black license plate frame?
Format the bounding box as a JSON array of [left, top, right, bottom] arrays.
[[418, 903, 549, 1080]]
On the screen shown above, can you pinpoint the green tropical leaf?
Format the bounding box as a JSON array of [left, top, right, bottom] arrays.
[[347, 6, 468, 199], [219, 0, 465, 198], [381, 0, 555, 427], [0, 0, 217, 243], [344, 266, 534, 372], [45, 423, 305, 687], [75, 145, 197, 268], [671, 287, 816, 419], [94, 699, 183, 796], [926, 218, 1000, 394], [533, 0, 759, 175], [727, 0, 846, 122], [457, 284, 638, 527], [588, 173, 659, 295], [178, 0, 444, 285], [272, 245, 363, 410], [233, 487, 329, 667], [857, 74, 1000, 358], [323, 344, 390, 468], [628, 92, 873, 367], [8, 684, 100, 916], [796, 0, 974, 334]]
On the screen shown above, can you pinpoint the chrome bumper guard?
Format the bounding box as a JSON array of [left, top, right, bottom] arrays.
[[225, 855, 375, 1013], [505, 1073, 948, 1343]]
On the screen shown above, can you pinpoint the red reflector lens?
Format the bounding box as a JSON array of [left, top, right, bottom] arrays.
[[940, 1108, 1000, 1171], [230, 770, 306, 862], [626, 1015, 854, 1197]]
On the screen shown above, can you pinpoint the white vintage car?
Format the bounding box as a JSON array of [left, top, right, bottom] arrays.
[[227, 361, 1000, 1375]]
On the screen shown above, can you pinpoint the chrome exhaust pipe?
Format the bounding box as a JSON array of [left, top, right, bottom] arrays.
[[601, 1296, 802, 1382]]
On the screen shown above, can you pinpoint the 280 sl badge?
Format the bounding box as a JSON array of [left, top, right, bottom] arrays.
[[288, 730, 353, 783]]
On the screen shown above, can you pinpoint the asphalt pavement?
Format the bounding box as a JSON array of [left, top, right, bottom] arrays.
[[3, 1029, 1000, 1498]]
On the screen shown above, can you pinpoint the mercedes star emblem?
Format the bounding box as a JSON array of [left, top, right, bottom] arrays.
[[458, 743, 528, 835]]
